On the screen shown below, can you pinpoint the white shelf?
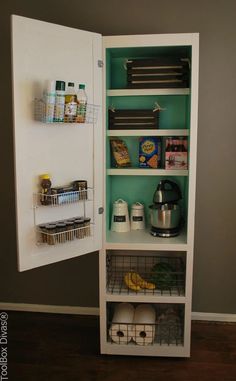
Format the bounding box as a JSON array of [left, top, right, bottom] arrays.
[[107, 129, 189, 137], [102, 342, 185, 357], [107, 168, 189, 176], [107, 89, 190, 97], [106, 229, 187, 251], [105, 294, 186, 304]]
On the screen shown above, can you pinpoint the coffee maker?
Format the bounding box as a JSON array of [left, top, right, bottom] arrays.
[[149, 180, 182, 237]]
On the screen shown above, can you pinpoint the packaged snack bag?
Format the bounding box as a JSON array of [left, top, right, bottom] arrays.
[[110, 139, 131, 168]]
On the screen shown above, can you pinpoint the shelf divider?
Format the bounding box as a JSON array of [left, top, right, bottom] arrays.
[[107, 168, 189, 176], [107, 89, 190, 97]]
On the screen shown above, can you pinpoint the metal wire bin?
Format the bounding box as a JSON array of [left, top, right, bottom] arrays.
[[34, 99, 100, 124], [33, 188, 93, 207], [106, 254, 185, 296], [36, 218, 93, 246], [108, 303, 184, 346]]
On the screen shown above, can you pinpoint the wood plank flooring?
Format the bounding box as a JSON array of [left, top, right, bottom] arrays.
[[6, 311, 236, 381]]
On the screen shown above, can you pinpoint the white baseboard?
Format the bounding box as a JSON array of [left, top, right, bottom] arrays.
[[0, 302, 99, 316], [0, 303, 235, 322], [191, 311, 236, 323]]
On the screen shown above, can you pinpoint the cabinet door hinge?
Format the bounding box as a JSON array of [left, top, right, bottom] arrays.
[[98, 60, 103, 68], [98, 207, 104, 214]]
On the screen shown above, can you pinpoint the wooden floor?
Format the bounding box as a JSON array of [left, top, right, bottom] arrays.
[[6, 311, 236, 381]]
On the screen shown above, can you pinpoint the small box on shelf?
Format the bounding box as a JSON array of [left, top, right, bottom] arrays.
[[165, 137, 188, 170]]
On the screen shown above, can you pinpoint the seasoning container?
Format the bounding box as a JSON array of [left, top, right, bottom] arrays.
[[84, 217, 91, 237], [54, 80, 65, 122], [45, 224, 57, 245], [65, 220, 75, 241], [56, 222, 66, 244], [72, 180, 88, 200], [38, 224, 47, 243], [74, 218, 84, 239], [39, 174, 52, 205]]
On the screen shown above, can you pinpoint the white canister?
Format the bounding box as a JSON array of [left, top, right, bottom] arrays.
[[111, 199, 130, 233], [131, 202, 145, 230]]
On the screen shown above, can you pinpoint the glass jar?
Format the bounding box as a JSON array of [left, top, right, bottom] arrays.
[[65, 220, 75, 241], [56, 222, 67, 243], [45, 224, 57, 245]]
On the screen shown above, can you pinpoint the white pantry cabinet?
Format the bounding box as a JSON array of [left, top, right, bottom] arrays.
[[11, 15, 199, 357]]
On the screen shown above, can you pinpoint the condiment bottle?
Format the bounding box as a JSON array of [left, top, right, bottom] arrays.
[[64, 82, 77, 122], [39, 174, 52, 205], [76, 84, 87, 123], [43, 80, 56, 123], [54, 80, 65, 122]]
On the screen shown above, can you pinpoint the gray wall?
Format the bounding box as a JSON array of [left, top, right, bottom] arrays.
[[0, 0, 236, 313]]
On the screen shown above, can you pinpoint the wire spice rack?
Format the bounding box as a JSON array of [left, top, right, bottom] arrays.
[[36, 219, 93, 246], [33, 188, 93, 207], [106, 254, 185, 296], [34, 99, 100, 124]]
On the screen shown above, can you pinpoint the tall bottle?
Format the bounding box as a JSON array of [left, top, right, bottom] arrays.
[[76, 84, 87, 123], [43, 80, 56, 123], [64, 82, 77, 122], [54, 80, 65, 122]]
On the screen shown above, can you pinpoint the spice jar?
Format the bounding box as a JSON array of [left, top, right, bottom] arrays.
[[65, 220, 75, 241], [38, 224, 47, 243], [72, 180, 87, 200], [56, 222, 66, 243], [45, 224, 57, 245], [84, 217, 91, 237], [74, 218, 84, 239]]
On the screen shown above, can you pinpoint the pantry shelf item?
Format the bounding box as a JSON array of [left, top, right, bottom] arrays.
[[109, 109, 159, 130], [12, 16, 199, 358], [126, 58, 190, 89]]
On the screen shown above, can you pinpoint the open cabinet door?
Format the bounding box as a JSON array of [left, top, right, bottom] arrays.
[[11, 15, 103, 271]]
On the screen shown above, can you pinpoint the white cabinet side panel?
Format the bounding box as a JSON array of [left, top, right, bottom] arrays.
[[11, 16, 103, 271]]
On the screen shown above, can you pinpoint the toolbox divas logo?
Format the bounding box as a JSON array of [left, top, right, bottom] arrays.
[[0, 312, 8, 380]]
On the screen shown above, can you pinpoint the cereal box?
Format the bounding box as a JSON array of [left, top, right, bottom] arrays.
[[139, 137, 161, 168]]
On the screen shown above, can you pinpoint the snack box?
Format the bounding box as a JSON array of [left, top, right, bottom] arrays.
[[139, 137, 161, 168]]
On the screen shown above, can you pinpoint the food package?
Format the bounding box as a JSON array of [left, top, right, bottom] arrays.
[[139, 137, 161, 168], [110, 139, 131, 168]]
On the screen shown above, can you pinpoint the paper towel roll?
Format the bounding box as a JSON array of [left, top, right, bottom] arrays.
[[133, 304, 156, 345], [109, 303, 134, 344]]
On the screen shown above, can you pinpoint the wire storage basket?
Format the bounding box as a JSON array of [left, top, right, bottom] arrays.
[[33, 187, 93, 207], [34, 99, 100, 124], [107, 303, 184, 346], [36, 217, 93, 246], [106, 254, 185, 296]]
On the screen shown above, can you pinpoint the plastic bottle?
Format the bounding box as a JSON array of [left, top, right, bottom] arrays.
[[54, 80, 65, 122], [43, 80, 56, 123], [39, 174, 52, 205], [76, 84, 87, 123], [64, 82, 77, 122]]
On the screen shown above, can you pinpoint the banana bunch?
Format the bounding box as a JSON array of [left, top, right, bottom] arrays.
[[124, 271, 156, 292]]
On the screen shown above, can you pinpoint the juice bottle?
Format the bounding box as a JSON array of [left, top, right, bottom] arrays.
[[64, 82, 77, 122], [76, 84, 87, 123]]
